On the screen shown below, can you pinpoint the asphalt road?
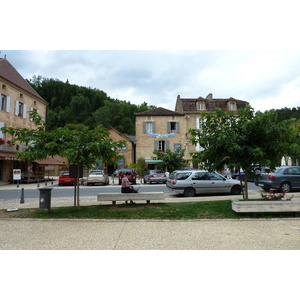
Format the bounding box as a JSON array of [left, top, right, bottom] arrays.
[[0, 181, 261, 199]]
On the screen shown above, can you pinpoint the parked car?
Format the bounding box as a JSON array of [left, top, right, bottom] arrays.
[[254, 166, 300, 193], [144, 170, 167, 184], [166, 169, 243, 197], [118, 168, 137, 185], [86, 170, 109, 186], [58, 172, 75, 186], [231, 167, 267, 182]]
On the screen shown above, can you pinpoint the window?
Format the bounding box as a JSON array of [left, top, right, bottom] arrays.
[[229, 102, 235, 111], [146, 122, 154, 133], [20, 93, 23, 99], [199, 102, 205, 110], [2, 84, 6, 90], [174, 143, 182, 152], [15, 100, 26, 118], [196, 118, 205, 130], [0, 94, 10, 112], [170, 122, 177, 133], [168, 121, 180, 134], [158, 140, 165, 152]]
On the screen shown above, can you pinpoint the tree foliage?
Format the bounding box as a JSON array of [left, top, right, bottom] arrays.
[[189, 106, 300, 200], [1, 110, 126, 207], [27, 76, 155, 134], [153, 148, 188, 173]]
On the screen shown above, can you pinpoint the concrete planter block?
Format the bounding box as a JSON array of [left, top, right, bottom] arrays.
[[232, 200, 300, 217]]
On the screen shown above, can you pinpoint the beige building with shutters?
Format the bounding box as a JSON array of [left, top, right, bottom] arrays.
[[135, 94, 249, 169], [0, 56, 48, 183]]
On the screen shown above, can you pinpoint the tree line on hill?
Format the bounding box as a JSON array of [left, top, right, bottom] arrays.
[[27, 76, 155, 135], [28, 76, 300, 136]]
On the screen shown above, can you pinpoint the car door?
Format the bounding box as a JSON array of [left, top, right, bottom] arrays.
[[190, 172, 212, 194], [207, 172, 231, 193], [286, 167, 300, 189]]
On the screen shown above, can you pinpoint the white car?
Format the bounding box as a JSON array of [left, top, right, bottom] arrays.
[[166, 169, 243, 197], [86, 170, 109, 186]]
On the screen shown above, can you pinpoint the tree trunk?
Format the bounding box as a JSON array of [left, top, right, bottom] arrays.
[[76, 163, 80, 208]]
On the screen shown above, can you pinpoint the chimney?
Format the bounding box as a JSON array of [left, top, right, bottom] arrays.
[[206, 93, 213, 100]]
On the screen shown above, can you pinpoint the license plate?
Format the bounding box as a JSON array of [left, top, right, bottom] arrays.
[[94, 179, 100, 182], [65, 179, 71, 182]]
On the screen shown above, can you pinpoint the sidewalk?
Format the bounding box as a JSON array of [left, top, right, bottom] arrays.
[[1, 181, 300, 250]]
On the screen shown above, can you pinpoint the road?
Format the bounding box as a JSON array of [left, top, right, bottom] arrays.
[[0, 181, 261, 200]]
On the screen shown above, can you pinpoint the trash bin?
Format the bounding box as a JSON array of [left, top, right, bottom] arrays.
[[39, 187, 53, 212]]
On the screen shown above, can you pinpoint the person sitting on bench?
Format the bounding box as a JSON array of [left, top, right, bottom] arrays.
[[121, 172, 136, 204]]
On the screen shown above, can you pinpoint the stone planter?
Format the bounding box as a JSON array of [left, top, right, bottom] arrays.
[[232, 200, 300, 217]]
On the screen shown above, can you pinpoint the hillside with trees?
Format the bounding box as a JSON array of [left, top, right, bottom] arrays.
[[27, 76, 155, 135]]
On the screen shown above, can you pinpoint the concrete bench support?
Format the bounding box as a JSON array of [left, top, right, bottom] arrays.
[[97, 192, 165, 205], [232, 200, 300, 217]]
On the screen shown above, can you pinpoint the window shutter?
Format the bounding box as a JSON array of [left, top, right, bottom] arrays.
[[176, 122, 180, 133], [6, 96, 10, 113], [166, 140, 170, 150], [196, 118, 200, 129], [154, 140, 159, 151], [23, 104, 27, 118], [143, 122, 146, 134], [167, 122, 171, 134], [153, 122, 156, 133], [0, 122, 5, 139], [15, 100, 19, 115]]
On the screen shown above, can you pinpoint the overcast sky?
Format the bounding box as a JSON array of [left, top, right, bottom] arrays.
[[2, 50, 300, 113], [2, 1, 300, 114]]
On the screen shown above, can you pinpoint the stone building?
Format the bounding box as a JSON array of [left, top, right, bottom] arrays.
[[0, 56, 50, 183], [107, 127, 136, 174], [135, 94, 249, 170]]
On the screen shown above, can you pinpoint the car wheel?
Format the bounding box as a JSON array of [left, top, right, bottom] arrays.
[[231, 185, 242, 195], [183, 187, 196, 197], [280, 182, 291, 193]]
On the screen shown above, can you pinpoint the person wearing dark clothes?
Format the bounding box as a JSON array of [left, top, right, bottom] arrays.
[[121, 172, 135, 204]]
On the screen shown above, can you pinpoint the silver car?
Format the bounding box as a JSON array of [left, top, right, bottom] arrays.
[[166, 169, 242, 197], [86, 170, 109, 186], [144, 170, 167, 184], [255, 166, 300, 193]]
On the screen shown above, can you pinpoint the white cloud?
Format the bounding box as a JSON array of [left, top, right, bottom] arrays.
[[2, 50, 300, 112]]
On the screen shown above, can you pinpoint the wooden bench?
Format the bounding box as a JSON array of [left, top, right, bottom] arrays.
[[97, 192, 165, 205], [232, 200, 300, 217]]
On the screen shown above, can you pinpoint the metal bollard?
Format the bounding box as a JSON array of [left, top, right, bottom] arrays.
[[37, 178, 40, 188], [45, 179, 47, 186], [20, 188, 25, 204]]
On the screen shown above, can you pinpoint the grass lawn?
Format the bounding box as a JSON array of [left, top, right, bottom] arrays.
[[0, 200, 297, 219]]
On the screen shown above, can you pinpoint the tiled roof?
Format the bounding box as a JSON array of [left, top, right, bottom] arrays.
[[178, 96, 249, 113], [0, 57, 46, 102], [134, 107, 184, 116]]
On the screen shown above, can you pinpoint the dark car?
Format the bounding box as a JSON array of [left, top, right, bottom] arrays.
[[58, 172, 75, 186], [255, 166, 300, 193], [118, 168, 137, 185], [231, 167, 267, 182]]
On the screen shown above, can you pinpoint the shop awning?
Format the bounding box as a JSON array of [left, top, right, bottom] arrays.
[[35, 157, 66, 166], [0, 152, 18, 160], [145, 159, 163, 164]]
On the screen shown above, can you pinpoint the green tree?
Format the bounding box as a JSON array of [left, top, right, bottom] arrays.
[[1, 111, 125, 207], [153, 148, 188, 173], [189, 106, 300, 201]]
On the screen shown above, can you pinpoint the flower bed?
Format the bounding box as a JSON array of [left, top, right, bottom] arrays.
[[261, 191, 293, 201]]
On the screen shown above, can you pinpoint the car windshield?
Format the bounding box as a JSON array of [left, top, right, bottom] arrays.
[[121, 169, 133, 173], [90, 171, 103, 175], [62, 172, 69, 176]]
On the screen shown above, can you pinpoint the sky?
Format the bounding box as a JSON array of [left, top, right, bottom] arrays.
[[2, 50, 300, 113]]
